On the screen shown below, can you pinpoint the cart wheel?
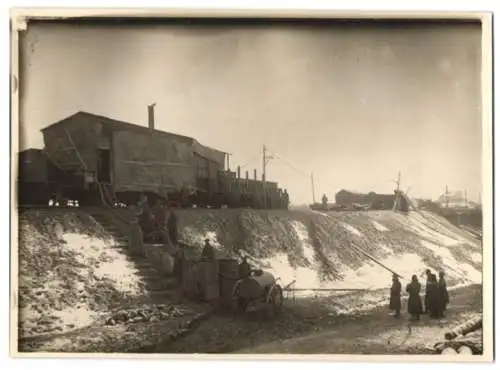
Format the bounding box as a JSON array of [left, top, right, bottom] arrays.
[[231, 281, 245, 315], [266, 285, 284, 319]]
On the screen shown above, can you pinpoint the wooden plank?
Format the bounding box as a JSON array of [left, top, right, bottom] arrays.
[[119, 160, 193, 167], [286, 288, 371, 292], [64, 128, 88, 171]]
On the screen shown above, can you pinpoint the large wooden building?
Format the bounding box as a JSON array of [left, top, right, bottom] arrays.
[[18, 111, 289, 209], [40, 111, 226, 201]]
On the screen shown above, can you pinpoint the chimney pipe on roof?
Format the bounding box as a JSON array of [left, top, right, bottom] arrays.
[[148, 103, 156, 130]]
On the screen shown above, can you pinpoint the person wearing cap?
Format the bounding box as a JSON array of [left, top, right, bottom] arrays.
[[201, 238, 215, 259]]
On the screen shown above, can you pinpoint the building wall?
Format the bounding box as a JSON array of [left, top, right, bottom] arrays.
[[335, 190, 395, 207], [112, 130, 197, 196], [42, 114, 102, 173]]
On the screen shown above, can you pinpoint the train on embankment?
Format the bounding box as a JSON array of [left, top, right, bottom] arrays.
[[17, 111, 290, 210]]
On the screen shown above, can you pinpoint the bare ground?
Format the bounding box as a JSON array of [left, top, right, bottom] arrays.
[[161, 284, 482, 354]]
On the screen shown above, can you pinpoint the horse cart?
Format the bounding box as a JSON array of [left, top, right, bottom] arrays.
[[231, 270, 284, 319]]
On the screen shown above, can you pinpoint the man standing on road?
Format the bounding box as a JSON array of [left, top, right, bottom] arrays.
[[389, 274, 402, 318], [427, 273, 441, 319], [406, 275, 423, 321], [424, 269, 432, 314], [438, 271, 450, 315]]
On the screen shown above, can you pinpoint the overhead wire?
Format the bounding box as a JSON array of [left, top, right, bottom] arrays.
[[239, 155, 260, 169], [265, 147, 338, 192]]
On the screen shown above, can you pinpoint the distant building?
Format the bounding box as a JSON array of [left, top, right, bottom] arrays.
[[335, 189, 394, 209], [437, 190, 478, 209]]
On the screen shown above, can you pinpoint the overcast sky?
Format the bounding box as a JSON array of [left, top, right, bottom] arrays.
[[19, 21, 483, 205]]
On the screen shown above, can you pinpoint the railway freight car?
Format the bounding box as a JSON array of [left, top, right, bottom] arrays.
[[18, 111, 289, 210], [17, 148, 63, 205]]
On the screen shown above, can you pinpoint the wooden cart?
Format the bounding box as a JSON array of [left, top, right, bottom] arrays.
[[231, 270, 284, 319]]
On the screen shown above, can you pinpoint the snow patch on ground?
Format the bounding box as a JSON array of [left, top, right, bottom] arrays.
[[341, 223, 364, 238], [409, 214, 461, 246], [262, 250, 429, 296], [19, 222, 149, 338], [419, 239, 481, 284], [61, 233, 144, 294], [371, 220, 389, 232], [290, 220, 315, 262], [471, 252, 482, 264]]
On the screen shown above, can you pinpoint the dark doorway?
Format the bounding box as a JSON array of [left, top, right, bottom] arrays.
[[97, 149, 111, 183]]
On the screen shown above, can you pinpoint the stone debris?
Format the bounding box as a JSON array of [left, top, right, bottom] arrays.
[[105, 304, 187, 326]]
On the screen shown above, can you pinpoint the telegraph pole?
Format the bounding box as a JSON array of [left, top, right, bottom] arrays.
[[262, 145, 273, 182], [445, 185, 449, 208], [311, 172, 316, 204], [262, 145, 273, 208], [464, 189, 468, 208], [262, 145, 267, 183], [225, 152, 232, 171]]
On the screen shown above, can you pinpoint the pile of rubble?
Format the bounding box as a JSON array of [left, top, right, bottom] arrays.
[[104, 304, 187, 326]]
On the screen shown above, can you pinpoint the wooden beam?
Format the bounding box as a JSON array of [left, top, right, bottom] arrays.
[[119, 160, 193, 167], [284, 288, 371, 292], [64, 128, 88, 171]]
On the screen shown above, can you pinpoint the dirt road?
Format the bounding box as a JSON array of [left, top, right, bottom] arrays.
[[163, 284, 482, 354]]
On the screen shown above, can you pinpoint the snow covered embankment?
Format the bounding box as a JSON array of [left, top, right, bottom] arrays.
[[18, 211, 149, 338], [175, 209, 482, 315]]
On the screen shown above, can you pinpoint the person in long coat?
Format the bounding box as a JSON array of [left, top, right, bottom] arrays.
[[427, 273, 441, 319], [437, 271, 450, 315], [167, 212, 179, 245], [238, 257, 252, 279], [201, 238, 215, 259], [389, 274, 402, 318], [406, 274, 423, 321], [424, 269, 432, 314]]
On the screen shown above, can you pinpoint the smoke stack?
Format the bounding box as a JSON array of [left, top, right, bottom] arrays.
[[148, 103, 156, 130]]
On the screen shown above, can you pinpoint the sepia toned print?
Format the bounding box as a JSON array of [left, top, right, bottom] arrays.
[[11, 10, 493, 360]]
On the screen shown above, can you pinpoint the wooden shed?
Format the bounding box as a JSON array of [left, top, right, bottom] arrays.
[[40, 111, 226, 201]]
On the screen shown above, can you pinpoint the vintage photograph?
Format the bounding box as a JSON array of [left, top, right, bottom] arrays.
[[11, 12, 491, 358]]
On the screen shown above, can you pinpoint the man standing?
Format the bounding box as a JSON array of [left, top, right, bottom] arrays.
[[322, 194, 328, 209], [438, 271, 450, 316], [167, 212, 178, 245], [201, 238, 216, 259], [427, 273, 441, 319], [283, 189, 290, 210], [406, 275, 424, 321], [424, 269, 432, 314], [128, 205, 144, 257], [389, 274, 402, 318], [238, 256, 252, 279]]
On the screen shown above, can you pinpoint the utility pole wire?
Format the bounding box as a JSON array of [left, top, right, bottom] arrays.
[[239, 155, 260, 169], [265, 147, 338, 190]]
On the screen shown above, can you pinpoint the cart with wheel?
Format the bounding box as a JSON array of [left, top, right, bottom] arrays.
[[231, 269, 284, 319]]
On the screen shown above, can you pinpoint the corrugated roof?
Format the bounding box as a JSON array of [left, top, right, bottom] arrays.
[[40, 111, 226, 160]]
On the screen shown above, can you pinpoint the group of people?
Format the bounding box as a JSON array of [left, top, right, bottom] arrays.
[[389, 269, 450, 320]]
